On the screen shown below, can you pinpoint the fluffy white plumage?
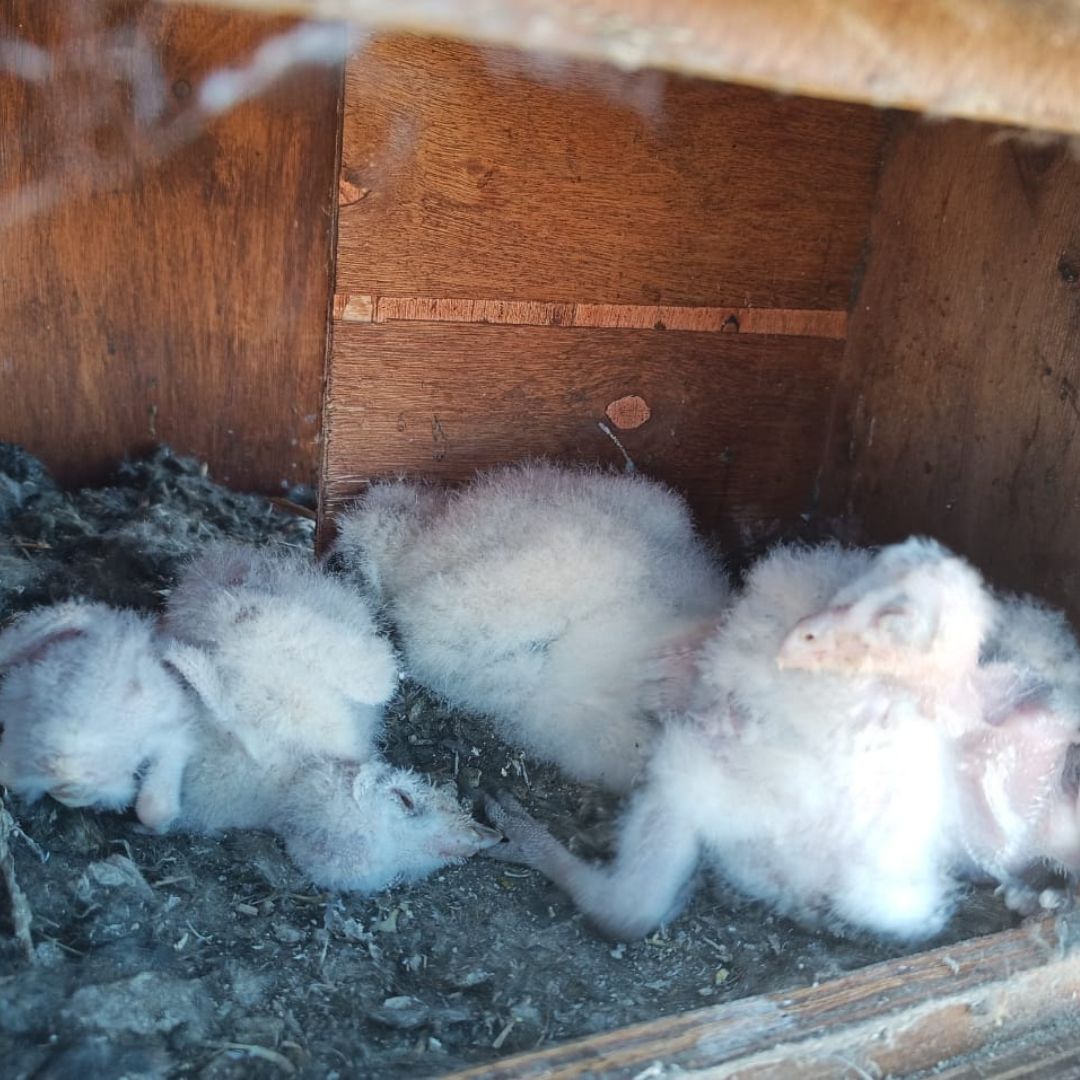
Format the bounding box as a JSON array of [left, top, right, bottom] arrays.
[[985, 592, 1080, 701], [336, 462, 731, 792], [953, 589, 1080, 905], [488, 538, 1080, 940], [0, 557, 500, 891], [776, 537, 995, 685], [162, 541, 400, 764], [0, 600, 196, 830], [272, 758, 500, 892], [175, 724, 500, 892]]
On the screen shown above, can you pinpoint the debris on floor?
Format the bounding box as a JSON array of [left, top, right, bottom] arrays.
[[0, 446, 1017, 1078]]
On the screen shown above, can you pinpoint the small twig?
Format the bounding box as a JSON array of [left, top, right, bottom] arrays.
[[211, 1042, 296, 1075], [492, 1019, 516, 1050], [185, 920, 212, 943], [151, 875, 194, 888], [0, 798, 35, 962], [267, 497, 318, 522], [8, 815, 48, 864], [0, 537, 53, 551], [39, 933, 87, 957], [597, 421, 637, 473], [110, 837, 135, 860]]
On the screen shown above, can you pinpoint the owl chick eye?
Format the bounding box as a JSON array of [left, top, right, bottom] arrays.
[[391, 787, 417, 814]]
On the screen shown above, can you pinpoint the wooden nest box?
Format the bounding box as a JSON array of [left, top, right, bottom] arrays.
[[5, 0, 1080, 1074]]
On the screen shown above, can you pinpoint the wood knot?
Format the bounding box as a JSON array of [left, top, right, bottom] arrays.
[[605, 395, 651, 430], [338, 175, 369, 207]]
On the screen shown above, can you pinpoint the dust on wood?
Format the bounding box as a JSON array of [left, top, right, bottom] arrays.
[[445, 914, 1080, 1079]]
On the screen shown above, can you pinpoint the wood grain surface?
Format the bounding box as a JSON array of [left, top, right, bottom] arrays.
[[826, 115, 1080, 623], [0, 1, 343, 491], [322, 322, 845, 539], [337, 35, 885, 311], [323, 36, 881, 535], [332, 294, 848, 338]]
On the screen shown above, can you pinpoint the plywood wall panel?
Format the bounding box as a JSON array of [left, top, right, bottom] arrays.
[[337, 35, 885, 310], [323, 322, 845, 538], [325, 37, 885, 534], [828, 117, 1080, 617], [0, 1, 343, 491]]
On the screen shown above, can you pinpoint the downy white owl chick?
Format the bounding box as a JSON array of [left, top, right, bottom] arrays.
[[952, 589, 1080, 912], [174, 721, 502, 892], [984, 591, 1080, 701], [0, 596, 499, 889], [335, 462, 730, 792], [776, 537, 994, 686], [162, 541, 399, 765], [775, 541, 1080, 911], [0, 600, 195, 829], [487, 539, 1080, 941], [272, 758, 501, 891]]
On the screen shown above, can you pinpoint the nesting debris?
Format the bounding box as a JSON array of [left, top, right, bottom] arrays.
[[0, 444, 313, 616], [0, 444, 1019, 1078], [0, 794, 34, 962]]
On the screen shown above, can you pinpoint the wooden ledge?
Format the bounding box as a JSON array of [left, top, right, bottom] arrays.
[[443, 913, 1080, 1079], [188, 0, 1080, 135]]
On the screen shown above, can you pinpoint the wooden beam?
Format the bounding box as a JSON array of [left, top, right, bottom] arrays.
[[181, 0, 1080, 135], [443, 914, 1080, 1079]]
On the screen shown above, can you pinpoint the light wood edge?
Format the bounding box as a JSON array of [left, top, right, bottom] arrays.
[[440, 914, 1080, 1079], [332, 294, 848, 338], [176, 0, 1080, 135]]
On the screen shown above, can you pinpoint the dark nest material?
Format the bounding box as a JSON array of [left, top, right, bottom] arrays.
[[0, 446, 1016, 1079]]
